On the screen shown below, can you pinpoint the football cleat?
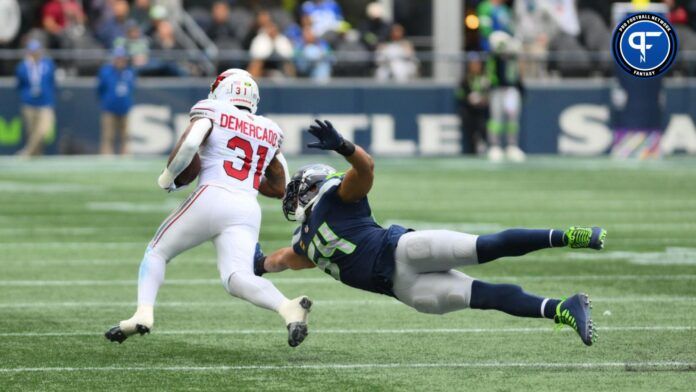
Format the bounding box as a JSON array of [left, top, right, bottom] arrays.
[[105, 306, 154, 344], [554, 293, 596, 346], [488, 145, 504, 162], [505, 145, 526, 162], [565, 226, 606, 250], [278, 296, 312, 347], [105, 323, 150, 344]]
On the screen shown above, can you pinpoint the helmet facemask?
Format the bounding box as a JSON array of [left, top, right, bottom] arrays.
[[282, 164, 337, 222]]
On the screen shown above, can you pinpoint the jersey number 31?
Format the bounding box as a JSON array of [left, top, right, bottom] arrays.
[[223, 136, 269, 189]]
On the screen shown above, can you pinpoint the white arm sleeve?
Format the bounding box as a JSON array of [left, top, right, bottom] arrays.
[[157, 118, 212, 188], [275, 152, 291, 186]]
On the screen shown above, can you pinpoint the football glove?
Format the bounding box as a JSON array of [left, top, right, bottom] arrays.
[[306, 119, 355, 156], [253, 243, 267, 276]]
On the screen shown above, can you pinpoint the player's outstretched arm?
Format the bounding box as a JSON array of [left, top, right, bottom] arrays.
[[157, 118, 213, 190], [255, 246, 315, 276], [337, 144, 374, 203], [305, 119, 374, 203], [259, 153, 287, 199]]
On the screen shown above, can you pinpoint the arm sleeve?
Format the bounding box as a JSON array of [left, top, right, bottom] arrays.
[[166, 117, 212, 178], [275, 151, 291, 186]]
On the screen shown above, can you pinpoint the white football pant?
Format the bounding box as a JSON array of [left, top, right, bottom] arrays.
[[137, 184, 286, 312]]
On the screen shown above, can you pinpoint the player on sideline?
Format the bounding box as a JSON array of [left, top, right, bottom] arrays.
[[254, 120, 607, 346], [105, 69, 311, 347]]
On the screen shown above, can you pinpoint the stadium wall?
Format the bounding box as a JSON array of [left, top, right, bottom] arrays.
[[1, 79, 696, 156]]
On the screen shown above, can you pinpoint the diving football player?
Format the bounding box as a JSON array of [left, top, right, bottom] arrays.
[[255, 120, 605, 346]]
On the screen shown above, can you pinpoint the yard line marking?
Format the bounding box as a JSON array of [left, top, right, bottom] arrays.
[[1, 361, 694, 373], [0, 227, 98, 235], [0, 242, 144, 249], [1, 296, 695, 309], [1, 275, 695, 286], [0, 181, 102, 193], [0, 326, 692, 338]]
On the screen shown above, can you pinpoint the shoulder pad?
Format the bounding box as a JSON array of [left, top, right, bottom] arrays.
[[189, 99, 217, 121]]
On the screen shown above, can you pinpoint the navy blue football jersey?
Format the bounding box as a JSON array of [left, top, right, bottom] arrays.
[[292, 176, 408, 296]]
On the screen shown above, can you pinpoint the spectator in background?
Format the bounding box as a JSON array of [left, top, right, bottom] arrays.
[[248, 22, 295, 78], [96, 0, 130, 48], [301, 0, 343, 40], [514, 0, 551, 78], [114, 21, 150, 70], [543, 0, 591, 76], [360, 2, 391, 51], [375, 24, 418, 82], [333, 28, 371, 77], [206, 1, 237, 42], [42, 0, 86, 48], [456, 55, 490, 155], [15, 40, 56, 157], [131, 0, 153, 33], [147, 20, 187, 76], [665, 0, 689, 24], [294, 26, 332, 82], [97, 47, 135, 155]]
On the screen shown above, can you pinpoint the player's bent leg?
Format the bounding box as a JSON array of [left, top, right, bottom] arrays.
[[214, 227, 312, 347], [394, 230, 479, 273], [105, 186, 214, 343], [392, 263, 474, 315]]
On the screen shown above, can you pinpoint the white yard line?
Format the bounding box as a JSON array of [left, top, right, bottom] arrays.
[[1, 296, 695, 309], [0, 326, 692, 338], [1, 275, 694, 287], [0, 361, 694, 373]]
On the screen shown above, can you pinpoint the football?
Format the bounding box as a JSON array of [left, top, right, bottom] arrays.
[[173, 153, 201, 187]]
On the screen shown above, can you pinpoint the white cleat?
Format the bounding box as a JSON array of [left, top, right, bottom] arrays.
[[506, 145, 526, 162], [104, 306, 154, 344], [278, 296, 312, 347], [488, 145, 504, 162]]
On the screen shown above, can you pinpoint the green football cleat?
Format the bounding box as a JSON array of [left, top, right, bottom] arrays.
[[555, 293, 597, 346], [565, 227, 606, 250]]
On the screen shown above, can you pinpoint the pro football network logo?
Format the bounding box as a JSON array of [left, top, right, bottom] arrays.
[[612, 13, 678, 78]]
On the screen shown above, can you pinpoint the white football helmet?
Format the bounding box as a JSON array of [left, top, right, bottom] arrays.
[[209, 68, 260, 114]]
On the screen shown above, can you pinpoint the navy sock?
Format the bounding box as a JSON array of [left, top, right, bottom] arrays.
[[476, 229, 567, 264], [469, 280, 560, 319]]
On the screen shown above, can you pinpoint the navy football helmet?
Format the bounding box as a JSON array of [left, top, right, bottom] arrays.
[[282, 164, 337, 221]]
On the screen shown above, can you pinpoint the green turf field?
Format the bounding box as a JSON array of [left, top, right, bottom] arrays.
[[1, 156, 695, 391]]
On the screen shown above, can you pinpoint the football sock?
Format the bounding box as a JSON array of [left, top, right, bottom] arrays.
[[476, 229, 567, 263], [225, 271, 286, 312], [469, 280, 560, 319], [136, 249, 167, 306]]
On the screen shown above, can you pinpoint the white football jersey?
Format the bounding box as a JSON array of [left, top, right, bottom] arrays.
[[189, 99, 283, 196]]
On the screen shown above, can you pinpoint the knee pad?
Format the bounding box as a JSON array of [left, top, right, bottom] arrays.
[[404, 235, 432, 260], [446, 292, 470, 310], [411, 295, 442, 315], [223, 270, 245, 296], [452, 234, 477, 260]]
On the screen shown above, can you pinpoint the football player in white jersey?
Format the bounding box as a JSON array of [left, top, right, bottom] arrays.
[[105, 69, 312, 347]]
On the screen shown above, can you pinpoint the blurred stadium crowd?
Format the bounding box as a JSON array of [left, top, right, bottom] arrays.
[[3, 0, 696, 80]]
